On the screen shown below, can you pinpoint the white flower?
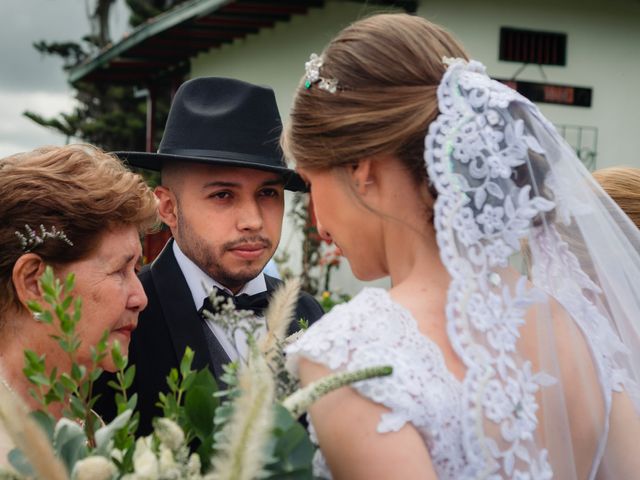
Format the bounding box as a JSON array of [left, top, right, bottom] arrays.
[[477, 204, 505, 234], [453, 206, 483, 246], [158, 445, 180, 479], [154, 418, 185, 451], [187, 453, 202, 477], [72, 455, 117, 480], [485, 239, 512, 267], [132, 437, 159, 479], [111, 448, 124, 463], [482, 379, 513, 423]]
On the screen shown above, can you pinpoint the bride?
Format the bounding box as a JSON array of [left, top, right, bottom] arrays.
[[284, 13, 640, 479]]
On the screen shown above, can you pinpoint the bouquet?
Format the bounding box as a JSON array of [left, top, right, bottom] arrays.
[[0, 268, 391, 479]]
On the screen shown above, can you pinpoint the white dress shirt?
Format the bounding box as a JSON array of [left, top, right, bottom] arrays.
[[172, 241, 267, 362]]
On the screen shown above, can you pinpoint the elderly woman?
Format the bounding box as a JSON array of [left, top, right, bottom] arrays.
[[0, 145, 157, 440], [593, 166, 640, 229]]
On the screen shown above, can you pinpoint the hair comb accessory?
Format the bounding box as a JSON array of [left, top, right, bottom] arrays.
[[15, 224, 73, 252], [304, 53, 339, 93]]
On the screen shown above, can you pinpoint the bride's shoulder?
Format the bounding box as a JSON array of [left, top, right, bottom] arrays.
[[285, 287, 412, 373], [311, 287, 401, 330]]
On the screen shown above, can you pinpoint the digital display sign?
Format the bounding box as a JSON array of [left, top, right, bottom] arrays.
[[495, 78, 592, 107]]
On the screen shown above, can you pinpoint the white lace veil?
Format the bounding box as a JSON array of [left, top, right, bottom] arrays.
[[426, 59, 640, 479]]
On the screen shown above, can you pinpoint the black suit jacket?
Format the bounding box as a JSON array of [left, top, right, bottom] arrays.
[[94, 239, 324, 434]]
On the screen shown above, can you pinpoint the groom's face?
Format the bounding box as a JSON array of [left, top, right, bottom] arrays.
[[157, 163, 284, 293]]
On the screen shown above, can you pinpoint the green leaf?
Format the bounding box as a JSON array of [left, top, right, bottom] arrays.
[[64, 272, 75, 293], [71, 363, 86, 382], [94, 409, 133, 455], [53, 419, 89, 472], [111, 341, 125, 371], [7, 448, 35, 477], [123, 365, 136, 389], [30, 410, 56, 441], [23, 350, 45, 372], [181, 371, 196, 391], [179, 347, 195, 379], [26, 301, 44, 314], [69, 395, 85, 418], [213, 402, 235, 429], [265, 405, 315, 477], [43, 293, 57, 306], [40, 310, 54, 324], [166, 369, 179, 392], [58, 373, 76, 391], [107, 380, 121, 391], [27, 373, 50, 387], [184, 369, 219, 440], [126, 393, 138, 412], [89, 366, 104, 382], [60, 295, 73, 312]]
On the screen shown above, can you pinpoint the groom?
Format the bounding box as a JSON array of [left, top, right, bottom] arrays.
[[95, 77, 324, 434]]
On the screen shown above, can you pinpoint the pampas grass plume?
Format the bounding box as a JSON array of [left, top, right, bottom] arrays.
[[0, 382, 68, 480], [208, 344, 275, 480], [259, 277, 300, 359]]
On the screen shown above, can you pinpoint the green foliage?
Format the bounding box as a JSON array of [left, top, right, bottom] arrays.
[[263, 405, 315, 479], [156, 347, 219, 470], [22, 267, 107, 446], [126, 0, 190, 27], [10, 266, 137, 476], [25, 0, 176, 152], [289, 193, 323, 296], [3, 269, 392, 479], [318, 291, 351, 313]]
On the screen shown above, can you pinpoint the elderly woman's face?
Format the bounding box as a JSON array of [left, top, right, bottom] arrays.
[[55, 225, 147, 372]]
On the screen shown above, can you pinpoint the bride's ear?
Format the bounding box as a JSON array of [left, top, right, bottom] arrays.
[[349, 159, 375, 195], [12, 253, 46, 309]]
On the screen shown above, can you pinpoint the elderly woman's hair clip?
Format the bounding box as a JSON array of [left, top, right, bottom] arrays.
[[304, 53, 339, 94], [15, 224, 73, 252]]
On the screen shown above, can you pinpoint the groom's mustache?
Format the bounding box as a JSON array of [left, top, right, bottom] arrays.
[[222, 236, 272, 251]]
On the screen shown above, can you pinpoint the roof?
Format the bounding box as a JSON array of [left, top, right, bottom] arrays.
[[69, 0, 417, 86]]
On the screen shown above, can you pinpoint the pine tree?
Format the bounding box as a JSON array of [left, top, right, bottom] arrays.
[[23, 0, 189, 151]]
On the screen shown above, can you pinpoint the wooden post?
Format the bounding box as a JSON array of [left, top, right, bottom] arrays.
[[145, 85, 156, 153]]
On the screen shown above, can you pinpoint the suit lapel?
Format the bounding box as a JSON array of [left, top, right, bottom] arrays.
[[149, 240, 231, 376]]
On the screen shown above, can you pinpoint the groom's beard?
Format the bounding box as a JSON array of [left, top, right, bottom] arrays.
[[176, 213, 274, 291]]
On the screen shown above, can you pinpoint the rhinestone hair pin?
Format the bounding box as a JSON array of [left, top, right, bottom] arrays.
[[304, 53, 339, 94], [15, 224, 73, 252]]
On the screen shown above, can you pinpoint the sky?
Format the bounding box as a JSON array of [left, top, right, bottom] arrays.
[[0, 0, 130, 157]]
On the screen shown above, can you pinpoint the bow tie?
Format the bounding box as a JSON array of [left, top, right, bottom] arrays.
[[199, 288, 270, 317]]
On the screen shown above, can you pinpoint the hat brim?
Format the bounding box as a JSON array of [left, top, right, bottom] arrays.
[[113, 151, 307, 192]]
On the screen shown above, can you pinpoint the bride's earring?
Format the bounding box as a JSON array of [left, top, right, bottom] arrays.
[[355, 180, 374, 188]]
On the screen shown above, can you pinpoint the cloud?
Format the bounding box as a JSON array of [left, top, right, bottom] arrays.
[[0, 0, 90, 93], [0, 0, 130, 156], [0, 91, 76, 157]]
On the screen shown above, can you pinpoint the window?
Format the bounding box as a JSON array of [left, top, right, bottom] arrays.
[[500, 27, 567, 66]]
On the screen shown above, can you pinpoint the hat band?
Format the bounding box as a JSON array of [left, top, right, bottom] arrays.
[[159, 148, 284, 167]]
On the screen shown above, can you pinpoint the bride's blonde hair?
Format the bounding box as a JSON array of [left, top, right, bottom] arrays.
[[281, 13, 468, 188]]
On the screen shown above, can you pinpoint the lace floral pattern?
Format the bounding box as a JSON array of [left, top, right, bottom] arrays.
[[530, 226, 640, 404], [425, 59, 558, 478], [286, 288, 466, 479]]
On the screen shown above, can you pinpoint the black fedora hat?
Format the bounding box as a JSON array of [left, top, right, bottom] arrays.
[[115, 77, 305, 192]]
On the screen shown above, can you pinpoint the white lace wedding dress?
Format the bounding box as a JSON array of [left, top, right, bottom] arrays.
[[286, 286, 615, 480], [287, 287, 469, 479]]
